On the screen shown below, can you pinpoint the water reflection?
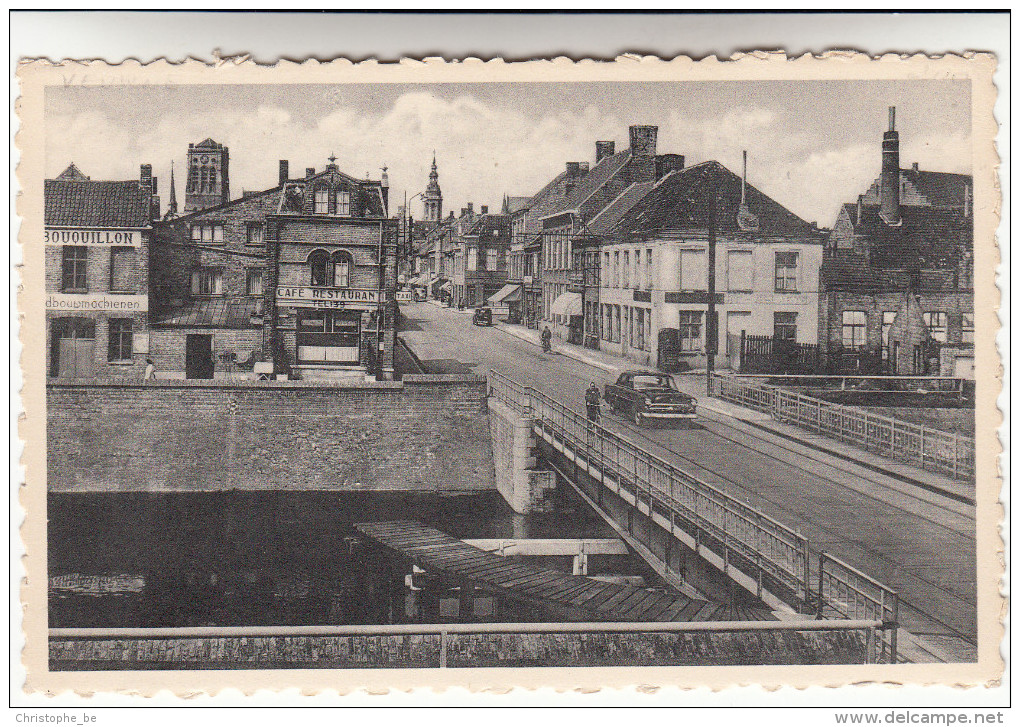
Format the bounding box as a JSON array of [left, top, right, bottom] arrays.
[[49, 490, 635, 628]]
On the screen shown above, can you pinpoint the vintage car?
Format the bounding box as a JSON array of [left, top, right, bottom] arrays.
[[472, 307, 493, 326], [603, 371, 697, 427]]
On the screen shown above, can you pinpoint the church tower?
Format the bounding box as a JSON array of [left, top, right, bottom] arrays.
[[184, 138, 230, 212], [423, 153, 442, 223]]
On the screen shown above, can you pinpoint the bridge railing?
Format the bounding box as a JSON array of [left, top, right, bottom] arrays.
[[488, 370, 901, 663], [712, 373, 974, 480], [489, 370, 811, 608], [817, 552, 900, 663]]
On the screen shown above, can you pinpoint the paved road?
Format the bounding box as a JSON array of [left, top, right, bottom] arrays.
[[399, 302, 977, 659]]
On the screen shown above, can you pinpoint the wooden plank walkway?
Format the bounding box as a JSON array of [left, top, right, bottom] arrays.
[[355, 521, 774, 623]]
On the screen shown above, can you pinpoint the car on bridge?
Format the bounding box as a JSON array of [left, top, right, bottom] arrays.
[[604, 371, 697, 427]]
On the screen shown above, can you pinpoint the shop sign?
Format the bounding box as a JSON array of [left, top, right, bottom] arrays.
[[663, 291, 724, 304], [46, 293, 148, 312], [276, 286, 383, 309], [45, 228, 142, 247]]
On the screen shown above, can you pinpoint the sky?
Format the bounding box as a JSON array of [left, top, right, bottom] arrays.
[[44, 80, 971, 226]]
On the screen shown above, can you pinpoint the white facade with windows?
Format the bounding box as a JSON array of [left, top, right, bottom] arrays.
[[598, 238, 822, 369]]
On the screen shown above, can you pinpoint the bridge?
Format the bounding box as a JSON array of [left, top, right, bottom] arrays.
[[487, 369, 912, 663]]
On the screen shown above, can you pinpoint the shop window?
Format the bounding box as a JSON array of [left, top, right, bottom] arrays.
[[107, 318, 133, 362], [314, 189, 329, 214], [335, 190, 351, 216], [109, 246, 133, 292], [61, 246, 88, 292], [841, 310, 867, 348], [774, 251, 799, 292], [191, 224, 223, 244], [962, 312, 974, 344], [246, 223, 264, 245], [774, 312, 797, 341], [923, 311, 948, 343], [190, 268, 223, 296], [678, 311, 704, 351], [246, 268, 264, 296]]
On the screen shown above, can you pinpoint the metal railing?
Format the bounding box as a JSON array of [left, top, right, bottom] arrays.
[[50, 619, 889, 667], [489, 370, 811, 609], [817, 553, 900, 663], [712, 374, 974, 480], [487, 370, 901, 663]]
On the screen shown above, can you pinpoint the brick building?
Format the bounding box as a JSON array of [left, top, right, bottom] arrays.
[[820, 108, 974, 377], [151, 145, 397, 381], [45, 163, 158, 379]]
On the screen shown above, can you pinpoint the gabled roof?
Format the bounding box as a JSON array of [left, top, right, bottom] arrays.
[[194, 138, 223, 149], [520, 171, 570, 237], [45, 176, 151, 228], [610, 161, 820, 241], [585, 181, 655, 236], [503, 196, 530, 214], [848, 203, 972, 270], [902, 169, 971, 209], [462, 213, 511, 242], [56, 163, 89, 181], [545, 150, 631, 219]]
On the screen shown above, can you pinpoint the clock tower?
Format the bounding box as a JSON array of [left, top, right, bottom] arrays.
[[184, 138, 230, 212], [423, 153, 443, 224]]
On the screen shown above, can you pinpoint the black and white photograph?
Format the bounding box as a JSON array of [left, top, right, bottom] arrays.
[[14, 39, 1003, 702]]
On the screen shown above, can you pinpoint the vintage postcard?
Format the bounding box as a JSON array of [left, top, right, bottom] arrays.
[[15, 52, 1002, 696]]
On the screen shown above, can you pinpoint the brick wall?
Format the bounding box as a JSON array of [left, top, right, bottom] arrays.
[[147, 328, 264, 378], [47, 375, 493, 493]]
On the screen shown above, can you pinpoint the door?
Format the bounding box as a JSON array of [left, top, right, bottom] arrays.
[[726, 311, 751, 368], [51, 317, 96, 378], [185, 334, 214, 379]]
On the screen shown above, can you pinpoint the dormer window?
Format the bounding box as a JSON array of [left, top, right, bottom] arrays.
[[335, 190, 351, 216], [314, 189, 329, 214]]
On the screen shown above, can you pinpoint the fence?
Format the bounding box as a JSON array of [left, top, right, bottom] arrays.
[[49, 619, 889, 668], [817, 553, 900, 663], [487, 370, 900, 662], [712, 374, 975, 480], [740, 334, 822, 375]]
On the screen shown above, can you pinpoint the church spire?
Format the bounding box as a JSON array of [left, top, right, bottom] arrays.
[[423, 151, 442, 223], [167, 160, 178, 216]]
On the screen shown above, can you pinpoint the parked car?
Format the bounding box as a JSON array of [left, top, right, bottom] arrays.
[[472, 307, 493, 326], [603, 371, 697, 427]]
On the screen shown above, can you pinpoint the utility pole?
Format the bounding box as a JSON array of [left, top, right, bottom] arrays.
[[706, 174, 718, 396]]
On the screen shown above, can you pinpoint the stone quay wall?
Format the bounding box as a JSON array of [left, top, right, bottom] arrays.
[[46, 375, 494, 493]]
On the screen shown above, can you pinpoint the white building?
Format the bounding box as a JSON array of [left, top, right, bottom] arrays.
[[597, 159, 825, 371]]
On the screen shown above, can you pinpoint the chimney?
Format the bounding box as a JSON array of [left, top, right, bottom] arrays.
[[565, 162, 581, 177], [578, 162, 590, 175], [628, 125, 658, 157], [654, 154, 685, 181], [480, 205, 488, 215], [279, 160, 290, 186], [880, 106, 901, 225], [856, 195, 863, 226], [467, 202, 474, 214], [912, 161, 919, 172], [139, 164, 152, 192], [306, 167, 315, 178], [380, 165, 389, 215], [595, 141, 615, 163]]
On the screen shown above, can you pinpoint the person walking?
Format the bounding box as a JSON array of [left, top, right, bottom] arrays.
[[143, 358, 156, 381], [541, 326, 552, 353], [585, 381, 601, 423]]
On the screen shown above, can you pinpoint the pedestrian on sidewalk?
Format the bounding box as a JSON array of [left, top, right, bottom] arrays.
[[541, 326, 552, 353], [585, 381, 602, 423], [143, 358, 156, 381]]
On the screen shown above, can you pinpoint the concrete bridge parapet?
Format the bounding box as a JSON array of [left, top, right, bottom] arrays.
[[487, 397, 556, 514]]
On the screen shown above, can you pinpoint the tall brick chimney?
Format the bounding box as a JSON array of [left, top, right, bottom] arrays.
[[565, 162, 581, 177], [139, 164, 152, 192], [279, 160, 289, 186], [654, 154, 684, 181], [579, 162, 590, 174], [628, 125, 658, 183], [480, 205, 488, 214], [306, 167, 316, 178], [595, 141, 615, 163], [880, 106, 901, 225]]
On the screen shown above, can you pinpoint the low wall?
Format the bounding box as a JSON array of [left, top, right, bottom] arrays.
[[487, 398, 556, 514], [46, 375, 494, 493]]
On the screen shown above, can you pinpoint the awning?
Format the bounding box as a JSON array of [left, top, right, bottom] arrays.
[[429, 278, 447, 291], [440, 281, 454, 292], [488, 284, 522, 304], [550, 291, 583, 316], [407, 275, 423, 286]]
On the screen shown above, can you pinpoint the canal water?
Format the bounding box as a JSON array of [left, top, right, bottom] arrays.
[[48, 488, 654, 628]]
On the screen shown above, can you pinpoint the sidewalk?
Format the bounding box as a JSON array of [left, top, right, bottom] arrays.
[[493, 320, 969, 502]]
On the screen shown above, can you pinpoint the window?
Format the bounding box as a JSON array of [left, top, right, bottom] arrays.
[[109, 246, 133, 292], [107, 318, 133, 362], [309, 249, 352, 287], [645, 248, 653, 289], [841, 310, 867, 348], [314, 189, 329, 214], [774, 251, 799, 292], [623, 251, 630, 288], [332, 254, 350, 288], [679, 249, 707, 291], [613, 252, 620, 287], [246, 224, 264, 245], [309, 250, 330, 286], [923, 311, 948, 343], [191, 224, 224, 244], [679, 310, 703, 351], [603, 252, 610, 284], [246, 268, 264, 296], [727, 250, 753, 292], [774, 312, 797, 341], [191, 268, 223, 296], [61, 246, 88, 291], [335, 190, 351, 216], [468, 248, 478, 271], [962, 312, 974, 344], [882, 311, 896, 359]]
